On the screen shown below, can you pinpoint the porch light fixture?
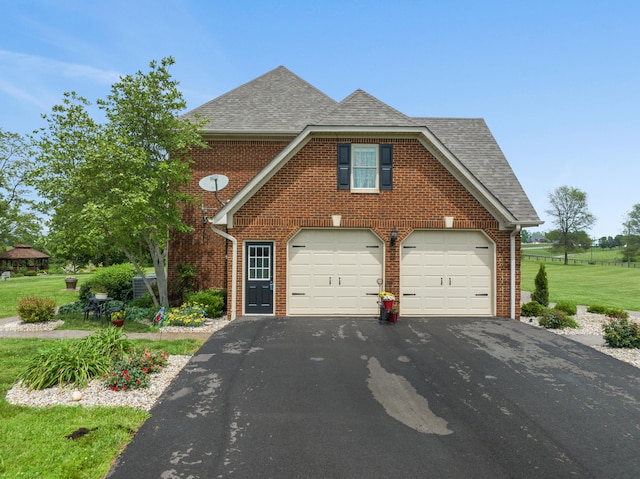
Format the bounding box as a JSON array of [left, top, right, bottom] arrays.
[[390, 227, 398, 246], [444, 216, 454, 228], [332, 215, 342, 227]]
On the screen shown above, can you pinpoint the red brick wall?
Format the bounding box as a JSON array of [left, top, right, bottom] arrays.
[[171, 137, 521, 318]]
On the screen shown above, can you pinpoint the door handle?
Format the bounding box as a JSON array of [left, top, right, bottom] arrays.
[[339, 277, 341, 286], [329, 277, 331, 285]]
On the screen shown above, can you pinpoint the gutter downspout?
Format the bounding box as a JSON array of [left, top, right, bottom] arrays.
[[209, 222, 238, 321], [510, 225, 521, 320]]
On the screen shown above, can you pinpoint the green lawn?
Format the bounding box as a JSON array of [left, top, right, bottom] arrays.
[[0, 337, 204, 478], [0, 274, 90, 319], [521, 257, 640, 311]]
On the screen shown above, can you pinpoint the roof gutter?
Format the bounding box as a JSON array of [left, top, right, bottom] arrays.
[[208, 222, 238, 321], [510, 225, 521, 320]]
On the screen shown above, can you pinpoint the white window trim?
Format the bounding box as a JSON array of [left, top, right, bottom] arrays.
[[351, 144, 379, 193]]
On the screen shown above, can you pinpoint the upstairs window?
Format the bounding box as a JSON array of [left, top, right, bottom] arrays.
[[337, 143, 393, 192]]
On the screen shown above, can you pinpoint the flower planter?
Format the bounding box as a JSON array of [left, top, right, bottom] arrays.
[[65, 278, 78, 290], [382, 299, 394, 311], [111, 319, 125, 327], [387, 312, 399, 323], [94, 293, 108, 300]]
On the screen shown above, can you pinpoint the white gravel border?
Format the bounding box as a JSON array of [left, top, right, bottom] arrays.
[[521, 306, 640, 369], [4, 319, 230, 410]]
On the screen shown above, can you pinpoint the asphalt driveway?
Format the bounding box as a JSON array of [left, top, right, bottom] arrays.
[[107, 316, 640, 478]]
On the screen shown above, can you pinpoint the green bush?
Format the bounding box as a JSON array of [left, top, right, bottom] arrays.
[[538, 308, 578, 329], [531, 263, 549, 306], [185, 289, 226, 318], [587, 305, 609, 315], [603, 318, 640, 348], [16, 295, 57, 323], [606, 308, 629, 319], [521, 301, 544, 317], [79, 263, 136, 302], [24, 270, 37, 277], [57, 301, 85, 315], [21, 340, 111, 390], [554, 300, 577, 316], [127, 292, 155, 309], [124, 306, 155, 323]]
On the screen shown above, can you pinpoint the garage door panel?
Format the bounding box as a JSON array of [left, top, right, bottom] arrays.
[[288, 229, 382, 316], [400, 231, 494, 316]]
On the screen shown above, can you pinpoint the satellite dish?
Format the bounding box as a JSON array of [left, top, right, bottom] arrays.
[[199, 174, 229, 192]]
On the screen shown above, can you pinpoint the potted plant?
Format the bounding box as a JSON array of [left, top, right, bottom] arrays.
[[111, 310, 125, 327], [378, 291, 395, 311], [387, 307, 399, 323], [65, 276, 78, 290], [92, 285, 108, 300]]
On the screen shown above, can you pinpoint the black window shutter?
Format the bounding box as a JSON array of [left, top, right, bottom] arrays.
[[380, 144, 393, 190], [337, 143, 351, 190]]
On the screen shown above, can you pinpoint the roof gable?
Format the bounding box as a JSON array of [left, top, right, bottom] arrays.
[[316, 89, 415, 127], [181, 66, 337, 134], [417, 118, 540, 223]]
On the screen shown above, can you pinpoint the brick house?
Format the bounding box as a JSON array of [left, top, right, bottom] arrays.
[[171, 66, 541, 320]]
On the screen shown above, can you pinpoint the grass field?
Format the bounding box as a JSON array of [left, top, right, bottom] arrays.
[[0, 274, 91, 319], [521, 257, 640, 311]]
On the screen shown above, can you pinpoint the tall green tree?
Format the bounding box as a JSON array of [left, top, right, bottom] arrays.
[[622, 203, 640, 263], [0, 128, 41, 249], [545, 186, 596, 265], [31, 57, 207, 306]]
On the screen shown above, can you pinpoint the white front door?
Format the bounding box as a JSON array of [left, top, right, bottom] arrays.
[[288, 229, 383, 315], [400, 230, 494, 316]]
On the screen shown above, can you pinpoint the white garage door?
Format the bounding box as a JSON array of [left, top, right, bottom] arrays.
[[288, 229, 383, 315], [400, 230, 494, 316]]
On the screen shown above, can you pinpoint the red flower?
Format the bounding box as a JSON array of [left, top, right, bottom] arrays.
[[136, 379, 141, 385], [125, 375, 130, 381]]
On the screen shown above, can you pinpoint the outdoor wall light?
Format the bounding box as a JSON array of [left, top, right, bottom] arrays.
[[390, 227, 398, 246], [444, 216, 454, 228], [332, 215, 342, 227]]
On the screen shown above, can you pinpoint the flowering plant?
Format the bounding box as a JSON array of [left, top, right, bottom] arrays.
[[91, 285, 108, 294], [165, 302, 208, 327], [111, 310, 126, 321], [378, 291, 395, 301], [103, 348, 168, 391]]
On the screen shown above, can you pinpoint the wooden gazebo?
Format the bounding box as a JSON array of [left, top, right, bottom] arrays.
[[0, 244, 50, 273]]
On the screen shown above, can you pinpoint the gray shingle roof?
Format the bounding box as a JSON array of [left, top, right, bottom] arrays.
[[188, 66, 540, 225], [181, 66, 336, 134], [417, 118, 540, 223], [316, 89, 415, 127]]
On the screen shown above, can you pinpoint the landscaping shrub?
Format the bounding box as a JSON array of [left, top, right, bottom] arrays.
[[24, 270, 37, 277], [79, 263, 136, 302], [19, 327, 171, 392], [587, 305, 609, 315], [531, 263, 549, 306], [538, 308, 578, 329], [170, 263, 197, 304], [21, 339, 112, 390], [16, 295, 56, 323], [127, 292, 155, 309], [185, 289, 226, 317], [605, 308, 629, 319], [104, 348, 167, 391], [56, 301, 85, 314], [603, 318, 640, 348], [554, 300, 577, 316], [124, 306, 155, 323], [521, 301, 544, 317]]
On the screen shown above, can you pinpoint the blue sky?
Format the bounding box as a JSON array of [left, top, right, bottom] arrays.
[[1, 0, 639, 239]]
